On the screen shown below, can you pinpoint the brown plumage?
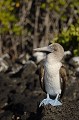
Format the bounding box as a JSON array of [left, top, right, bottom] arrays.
[[59, 65, 67, 98], [39, 63, 46, 92]]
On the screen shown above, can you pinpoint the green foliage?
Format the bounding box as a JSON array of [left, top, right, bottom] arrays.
[[54, 24, 79, 56], [41, 0, 66, 11], [0, 0, 22, 35], [0, 0, 79, 53], [43, 0, 79, 56], [41, 3, 46, 9], [40, 0, 79, 25], [13, 24, 22, 35]]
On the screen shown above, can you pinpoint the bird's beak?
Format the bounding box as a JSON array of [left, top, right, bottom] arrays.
[[33, 46, 52, 53]]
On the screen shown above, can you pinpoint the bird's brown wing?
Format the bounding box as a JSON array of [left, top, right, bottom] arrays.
[[59, 65, 67, 98], [39, 63, 46, 93]]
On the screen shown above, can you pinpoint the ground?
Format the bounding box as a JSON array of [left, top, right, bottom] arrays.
[[0, 62, 79, 120]]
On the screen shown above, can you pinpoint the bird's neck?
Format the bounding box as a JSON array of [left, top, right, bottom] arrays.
[[45, 53, 59, 64], [44, 56, 62, 72]]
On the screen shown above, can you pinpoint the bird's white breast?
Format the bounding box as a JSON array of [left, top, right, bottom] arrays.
[[44, 61, 62, 96]]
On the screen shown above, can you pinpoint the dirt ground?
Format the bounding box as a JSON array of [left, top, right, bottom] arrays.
[[0, 62, 79, 120]]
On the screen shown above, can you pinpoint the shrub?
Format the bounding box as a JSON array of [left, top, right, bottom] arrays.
[[54, 24, 79, 56]]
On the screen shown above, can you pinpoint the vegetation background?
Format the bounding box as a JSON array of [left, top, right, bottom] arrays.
[[0, 1, 79, 119], [0, 0, 79, 59]]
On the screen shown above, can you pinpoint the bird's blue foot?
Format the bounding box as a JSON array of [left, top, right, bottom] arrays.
[[53, 93, 62, 106], [39, 97, 54, 107], [53, 99, 62, 106], [39, 93, 62, 107]]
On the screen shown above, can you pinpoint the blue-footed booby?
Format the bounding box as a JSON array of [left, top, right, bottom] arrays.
[[34, 43, 67, 107]]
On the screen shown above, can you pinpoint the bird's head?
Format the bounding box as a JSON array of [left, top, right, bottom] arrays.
[[33, 43, 64, 61]]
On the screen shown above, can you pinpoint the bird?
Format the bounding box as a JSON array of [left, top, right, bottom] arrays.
[[33, 43, 67, 107]]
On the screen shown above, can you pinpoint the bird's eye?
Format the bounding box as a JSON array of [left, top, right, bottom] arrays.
[[54, 46, 58, 51]]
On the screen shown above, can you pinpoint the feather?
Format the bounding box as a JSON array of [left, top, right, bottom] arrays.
[[39, 62, 46, 93], [59, 65, 67, 98], [39, 64, 67, 98]]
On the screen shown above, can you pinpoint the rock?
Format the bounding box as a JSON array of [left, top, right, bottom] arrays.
[[64, 51, 72, 56], [33, 52, 46, 63], [75, 67, 79, 77], [69, 57, 79, 76], [35, 101, 79, 120], [0, 56, 79, 120], [0, 54, 10, 60], [0, 54, 10, 72], [69, 57, 79, 67], [0, 60, 9, 72], [8, 63, 23, 75], [22, 60, 37, 79], [17, 53, 30, 65], [63, 51, 72, 62]]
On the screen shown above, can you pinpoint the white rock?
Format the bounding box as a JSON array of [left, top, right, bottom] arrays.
[[76, 67, 79, 72], [33, 52, 46, 63], [64, 51, 72, 56], [0, 61, 8, 72], [72, 57, 79, 64], [69, 57, 79, 66]]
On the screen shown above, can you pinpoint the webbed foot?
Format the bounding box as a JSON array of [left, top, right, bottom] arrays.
[[39, 94, 54, 107], [53, 93, 62, 106], [39, 93, 62, 107], [53, 99, 62, 106]]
